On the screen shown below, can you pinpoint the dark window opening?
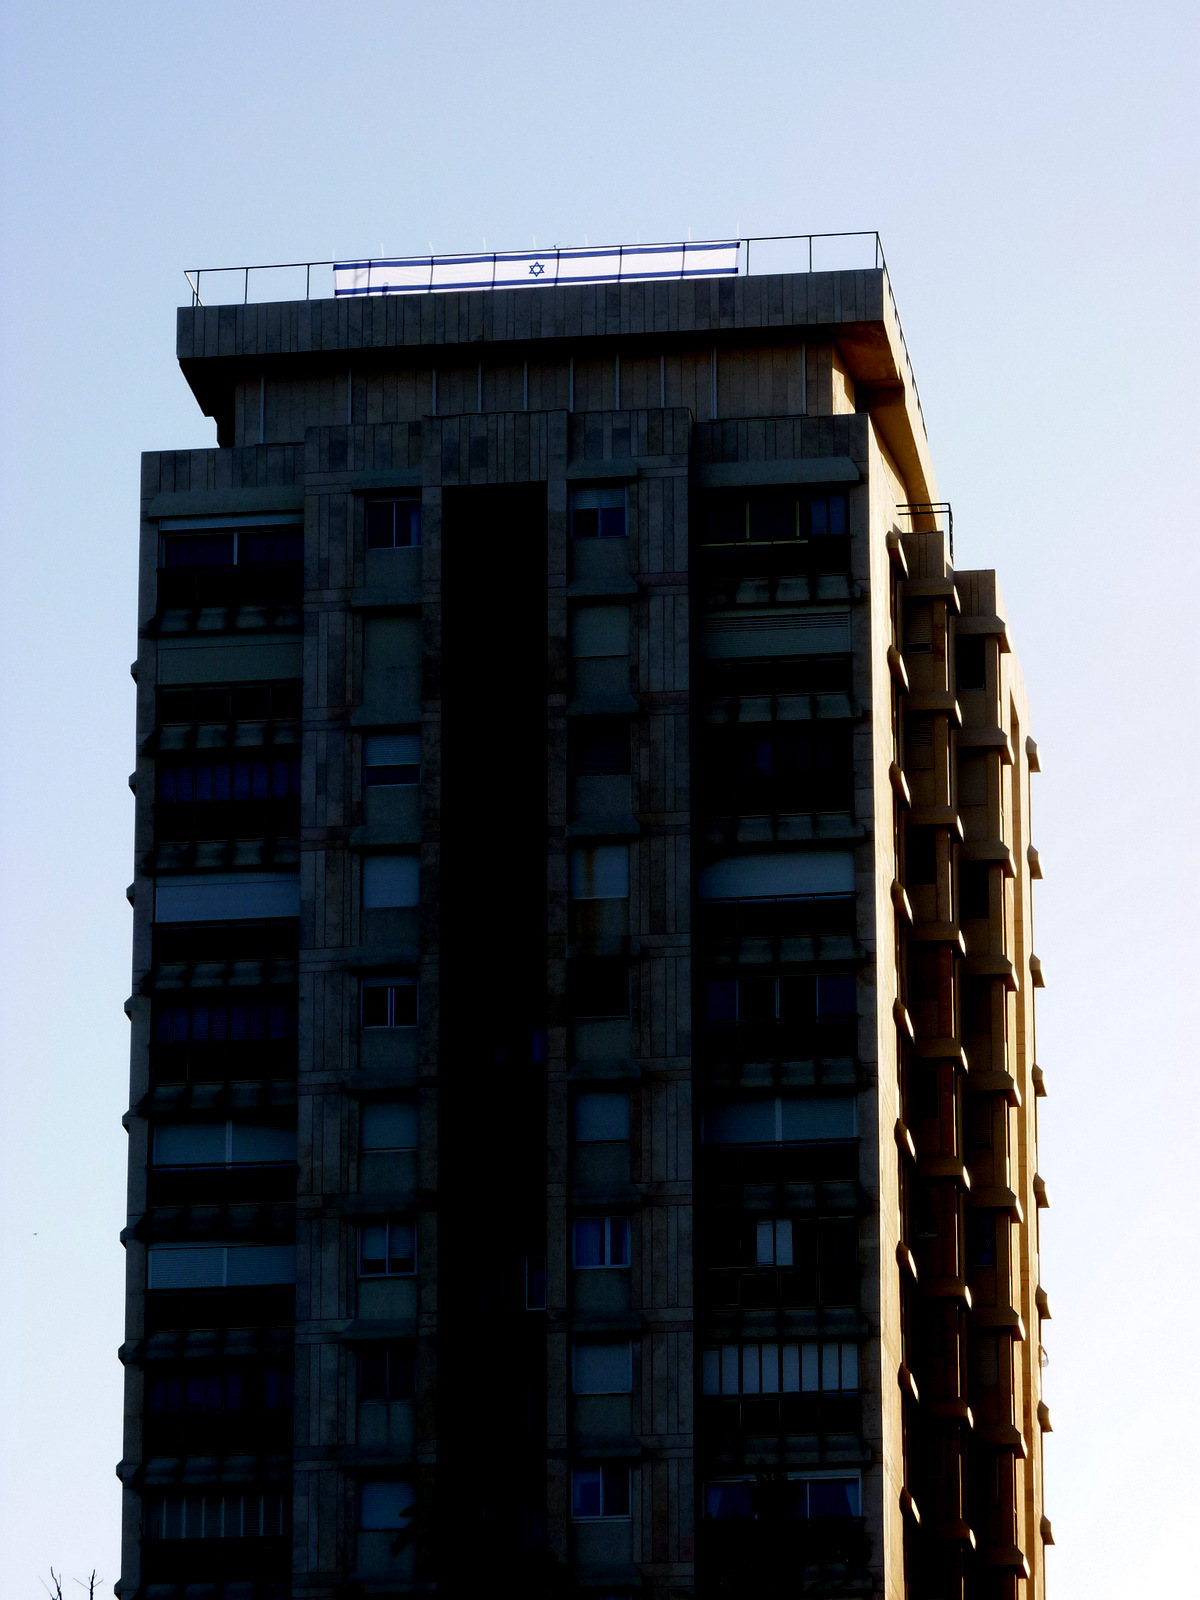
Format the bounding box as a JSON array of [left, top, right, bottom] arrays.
[[569, 958, 630, 1019], [960, 862, 990, 920], [361, 979, 418, 1029], [571, 486, 627, 539], [357, 1342, 416, 1401], [956, 635, 986, 691], [906, 827, 938, 886], [156, 681, 301, 727], [569, 718, 631, 777], [366, 499, 422, 550]]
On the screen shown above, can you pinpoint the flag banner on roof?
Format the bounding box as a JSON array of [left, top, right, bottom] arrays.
[[333, 240, 740, 297]]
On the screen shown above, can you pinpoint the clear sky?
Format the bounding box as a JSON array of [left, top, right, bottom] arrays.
[[0, 1, 1196, 1593]]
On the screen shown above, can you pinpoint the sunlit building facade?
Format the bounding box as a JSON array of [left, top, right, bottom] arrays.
[[118, 248, 1051, 1599]]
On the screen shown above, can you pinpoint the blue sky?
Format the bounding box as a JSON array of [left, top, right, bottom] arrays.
[[0, 1, 1197, 1592]]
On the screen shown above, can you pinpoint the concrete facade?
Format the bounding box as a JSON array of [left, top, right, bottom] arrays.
[[118, 262, 1050, 1599]]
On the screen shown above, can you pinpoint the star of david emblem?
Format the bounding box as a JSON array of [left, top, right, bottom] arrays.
[[529, 260, 545, 277]]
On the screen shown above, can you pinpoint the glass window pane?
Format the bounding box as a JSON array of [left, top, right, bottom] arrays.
[[360, 1225, 387, 1275], [705, 981, 738, 1023], [840, 1343, 859, 1391], [808, 1477, 858, 1517], [760, 1343, 780, 1394], [572, 1469, 603, 1518], [801, 1343, 819, 1392], [387, 1222, 416, 1274], [741, 1345, 760, 1394], [359, 1480, 415, 1530], [702, 1349, 720, 1396], [720, 1346, 739, 1395], [573, 1341, 632, 1394], [756, 1221, 775, 1266], [706, 1481, 754, 1520], [821, 1343, 840, 1392], [774, 1219, 793, 1266], [608, 1216, 630, 1267], [816, 975, 856, 1017], [781, 1344, 800, 1393], [601, 1466, 630, 1517], [361, 1102, 418, 1151], [573, 1218, 605, 1268], [365, 503, 396, 549], [573, 1092, 631, 1142]]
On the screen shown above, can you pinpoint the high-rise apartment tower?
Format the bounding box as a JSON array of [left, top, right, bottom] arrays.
[[119, 242, 1052, 1600]]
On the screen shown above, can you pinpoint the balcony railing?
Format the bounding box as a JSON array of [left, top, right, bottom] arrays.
[[157, 563, 302, 612], [148, 1162, 298, 1206], [149, 1038, 297, 1087], [701, 1264, 859, 1310], [699, 895, 857, 961], [155, 799, 300, 844], [699, 1018, 857, 1065], [700, 534, 852, 586], [702, 1140, 859, 1185], [145, 1285, 295, 1333], [701, 1392, 863, 1440], [699, 1515, 871, 1590], [181, 230, 926, 433]]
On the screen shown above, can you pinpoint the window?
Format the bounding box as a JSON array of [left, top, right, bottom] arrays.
[[366, 498, 422, 549], [568, 958, 630, 1019], [362, 854, 419, 909], [571, 1466, 631, 1519], [153, 993, 298, 1044], [756, 1219, 793, 1266], [359, 1480, 415, 1532], [147, 1243, 295, 1290], [148, 1368, 293, 1415], [360, 1102, 418, 1151], [159, 526, 303, 570], [703, 491, 848, 545], [572, 1341, 633, 1394], [145, 1488, 288, 1539], [361, 977, 419, 1028], [967, 1214, 996, 1268], [702, 1097, 856, 1146], [358, 1343, 415, 1401], [152, 1122, 296, 1167], [704, 975, 855, 1025], [960, 862, 990, 920], [702, 1341, 858, 1397], [359, 1221, 416, 1277], [570, 604, 630, 658], [156, 681, 301, 726], [363, 733, 421, 787], [956, 635, 986, 691], [573, 1217, 631, 1268], [525, 1255, 547, 1310], [906, 827, 938, 885], [158, 756, 300, 805], [569, 718, 631, 776], [573, 1091, 631, 1143], [571, 486, 626, 539], [570, 845, 630, 900], [704, 1475, 860, 1520]]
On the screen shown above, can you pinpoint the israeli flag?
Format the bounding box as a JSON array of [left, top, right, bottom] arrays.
[[334, 239, 740, 297]]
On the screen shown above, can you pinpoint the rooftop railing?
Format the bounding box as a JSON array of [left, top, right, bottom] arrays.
[[183, 231, 924, 434]]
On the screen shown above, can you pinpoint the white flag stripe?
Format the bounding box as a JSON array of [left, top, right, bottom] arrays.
[[333, 240, 740, 297]]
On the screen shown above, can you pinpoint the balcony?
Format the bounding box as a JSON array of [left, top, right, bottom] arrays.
[[700, 536, 852, 608]]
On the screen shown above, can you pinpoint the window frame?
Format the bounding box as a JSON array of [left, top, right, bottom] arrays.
[[570, 1465, 632, 1520], [572, 1215, 632, 1269], [357, 1219, 417, 1278], [361, 977, 419, 1029], [365, 497, 422, 550]]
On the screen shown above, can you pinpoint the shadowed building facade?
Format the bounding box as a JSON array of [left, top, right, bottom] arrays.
[[118, 254, 1051, 1600]]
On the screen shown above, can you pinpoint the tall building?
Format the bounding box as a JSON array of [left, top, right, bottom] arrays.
[[119, 242, 1052, 1600]]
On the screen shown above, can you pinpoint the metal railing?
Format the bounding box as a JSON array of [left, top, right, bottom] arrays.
[[183, 231, 925, 433], [896, 501, 954, 559]]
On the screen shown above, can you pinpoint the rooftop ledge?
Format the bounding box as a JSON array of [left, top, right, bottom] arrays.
[[175, 232, 935, 500]]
